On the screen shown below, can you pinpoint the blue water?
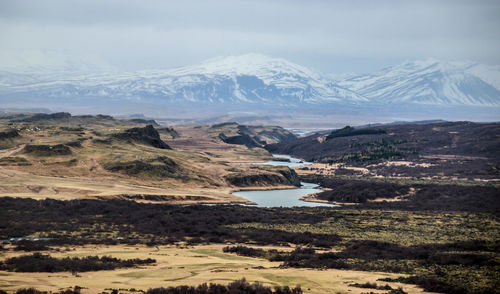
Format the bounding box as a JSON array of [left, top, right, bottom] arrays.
[[233, 182, 336, 208]]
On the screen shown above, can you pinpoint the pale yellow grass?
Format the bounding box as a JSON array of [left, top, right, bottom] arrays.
[[0, 125, 287, 204], [0, 168, 249, 203], [0, 244, 435, 294]]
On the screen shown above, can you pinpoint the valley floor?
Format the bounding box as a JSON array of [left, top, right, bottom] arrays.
[[0, 244, 433, 294], [0, 114, 499, 294]]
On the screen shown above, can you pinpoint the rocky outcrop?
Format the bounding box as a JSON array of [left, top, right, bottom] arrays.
[[214, 123, 296, 148], [218, 132, 262, 148], [225, 167, 300, 187], [276, 167, 301, 186], [113, 125, 171, 149], [158, 127, 180, 139]]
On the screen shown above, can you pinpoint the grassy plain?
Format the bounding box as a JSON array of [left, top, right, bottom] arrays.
[[0, 244, 431, 294]]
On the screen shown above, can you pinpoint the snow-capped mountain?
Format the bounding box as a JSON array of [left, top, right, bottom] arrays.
[[338, 58, 500, 106], [0, 53, 365, 105], [0, 53, 499, 110]]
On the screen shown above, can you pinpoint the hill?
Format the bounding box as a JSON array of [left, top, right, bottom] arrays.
[[266, 121, 500, 180], [0, 113, 299, 203]]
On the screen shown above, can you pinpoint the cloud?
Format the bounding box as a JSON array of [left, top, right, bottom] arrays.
[[1, 0, 499, 73]]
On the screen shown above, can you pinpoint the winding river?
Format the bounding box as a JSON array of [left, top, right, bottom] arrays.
[[234, 154, 336, 208]]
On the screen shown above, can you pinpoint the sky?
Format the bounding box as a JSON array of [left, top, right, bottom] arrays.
[[1, 0, 499, 74]]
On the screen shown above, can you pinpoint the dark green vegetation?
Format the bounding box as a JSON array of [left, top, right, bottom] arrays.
[[0, 197, 341, 248], [348, 282, 394, 291], [22, 144, 72, 156], [301, 175, 500, 212], [0, 129, 20, 140], [326, 125, 386, 139], [9, 288, 80, 294], [0, 156, 31, 166], [13, 279, 302, 294], [223, 240, 499, 294], [267, 121, 500, 179], [103, 156, 183, 180], [0, 253, 155, 272], [0, 129, 20, 149], [1, 197, 498, 293], [145, 279, 302, 294]]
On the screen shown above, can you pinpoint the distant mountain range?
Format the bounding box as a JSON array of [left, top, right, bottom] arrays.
[[338, 59, 500, 106], [1, 53, 499, 114]]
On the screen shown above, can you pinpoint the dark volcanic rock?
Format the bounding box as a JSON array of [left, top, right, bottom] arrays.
[[225, 167, 300, 187], [113, 125, 171, 149], [218, 132, 262, 148], [213, 122, 296, 148], [276, 168, 301, 186], [22, 144, 72, 156]]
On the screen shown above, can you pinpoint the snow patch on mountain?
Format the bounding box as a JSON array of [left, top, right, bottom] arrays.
[[0, 53, 499, 107], [337, 58, 500, 106]]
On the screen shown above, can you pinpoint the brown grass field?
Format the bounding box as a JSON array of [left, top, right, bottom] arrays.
[[0, 121, 293, 204], [0, 244, 434, 294]]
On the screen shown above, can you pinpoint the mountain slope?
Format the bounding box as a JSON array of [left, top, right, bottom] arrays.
[[338, 59, 500, 106], [0, 53, 365, 105], [0, 54, 499, 109]]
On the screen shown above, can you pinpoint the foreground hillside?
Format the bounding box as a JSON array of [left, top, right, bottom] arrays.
[[0, 112, 297, 203]]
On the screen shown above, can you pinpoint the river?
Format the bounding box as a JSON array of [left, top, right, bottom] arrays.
[[233, 182, 334, 208], [233, 154, 336, 208]]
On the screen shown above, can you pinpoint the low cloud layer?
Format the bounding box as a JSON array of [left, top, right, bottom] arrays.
[[1, 0, 499, 74]]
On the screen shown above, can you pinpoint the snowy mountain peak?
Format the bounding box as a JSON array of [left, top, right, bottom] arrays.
[[0, 53, 498, 108], [168, 53, 321, 80], [338, 58, 500, 106]]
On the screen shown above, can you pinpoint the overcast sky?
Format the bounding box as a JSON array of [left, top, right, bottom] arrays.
[[1, 0, 499, 74]]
